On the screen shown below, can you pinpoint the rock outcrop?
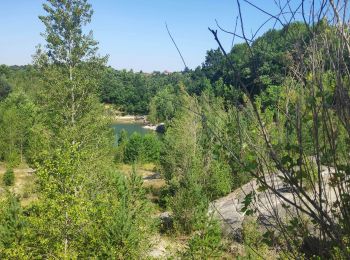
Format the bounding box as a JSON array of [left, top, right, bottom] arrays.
[[210, 165, 337, 238]]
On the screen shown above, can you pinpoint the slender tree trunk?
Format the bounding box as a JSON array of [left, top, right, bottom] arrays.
[[70, 65, 75, 127], [64, 211, 68, 259], [20, 140, 23, 163]]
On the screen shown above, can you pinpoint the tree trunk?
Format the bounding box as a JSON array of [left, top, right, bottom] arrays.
[[70, 65, 75, 127]]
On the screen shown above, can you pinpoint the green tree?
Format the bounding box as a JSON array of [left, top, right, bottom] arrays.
[[148, 85, 177, 123], [0, 78, 11, 101], [26, 144, 88, 257], [86, 169, 154, 258], [182, 218, 224, 259], [15, 1, 155, 258], [39, 0, 100, 129], [0, 193, 26, 258], [124, 132, 144, 163], [115, 129, 128, 163], [2, 169, 15, 186], [160, 90, 231, 235], [0, 92, 36, 166], [143, 133, 161, 163]]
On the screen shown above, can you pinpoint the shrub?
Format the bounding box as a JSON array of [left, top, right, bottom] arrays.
[[119, 132, 161, 164], [0, 193, 25, 258], [0, 78, 11, 101], [124, 132, 144, 163], [241, 216, 275, 259], [182, 218, 225, 259], [143, 133, 161, 163], [169, 175, 208, 234], [3, 169, 14, 186], [205, 160, 232, 199]]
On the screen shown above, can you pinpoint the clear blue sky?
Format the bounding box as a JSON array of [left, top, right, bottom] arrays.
[[0, 1, 301, 72]]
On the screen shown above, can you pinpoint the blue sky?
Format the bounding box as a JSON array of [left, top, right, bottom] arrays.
[[0, 1, 300, 72]]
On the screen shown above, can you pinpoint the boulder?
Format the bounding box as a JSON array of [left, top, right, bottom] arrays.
[[210, 166, 337, 239], [156, 123, 166, 133]]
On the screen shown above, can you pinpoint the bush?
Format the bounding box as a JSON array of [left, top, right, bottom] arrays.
[[3, 169, 14, 186], [0, 78, 11, 101], [241, 216, 274, 259], [0, 193, 25, 258], [205, 160, 232, 199], [88, 169, 155, 258], [124, 132, 144, 163], [169, 175, 208, 234], [118, 132, 161, 164], [182, 218, 225, 259], [143, 134, 161, 163]]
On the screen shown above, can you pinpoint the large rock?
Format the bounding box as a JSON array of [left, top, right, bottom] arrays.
[[210, 166, 337, 238], [156, 123, 166, 133]]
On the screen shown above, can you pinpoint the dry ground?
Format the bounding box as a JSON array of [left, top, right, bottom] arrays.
[[0, 162, 37, 206]]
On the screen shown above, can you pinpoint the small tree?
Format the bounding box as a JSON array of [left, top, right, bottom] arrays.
[[182, 218, 224, 259], [124, 132, 144, 163], [0, 92, 36, 166], [0, 78, 11, 101], [0, 193, 25, 258], [143, 133, 161, 163], [3, 169, 14, 186]]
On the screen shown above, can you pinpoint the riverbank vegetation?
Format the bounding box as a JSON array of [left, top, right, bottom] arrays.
[[1, 0, 350, 258]]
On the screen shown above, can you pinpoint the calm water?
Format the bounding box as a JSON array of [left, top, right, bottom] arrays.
[[112, 122, 152, 142]]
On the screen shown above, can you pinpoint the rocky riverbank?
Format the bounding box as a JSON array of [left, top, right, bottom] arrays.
[[114, 114, 165, 133], [105, 105, 165, 131], [114, 114, 146, 123]]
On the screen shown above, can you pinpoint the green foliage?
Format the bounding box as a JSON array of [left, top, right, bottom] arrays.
[[182, 218, 225, 259], [26, 123, 53, 164], [35, 62, 107, 141], [160, 92, 200, 187], [241, 192, 256, 216], [116, 131, 161, 164], [203, 160, 232, 199], [148, 85, 178, 123], [23, 144, 90, 257], [0, 4, 345, 259], [17, 145, 154, 258], [3, 169, 15, 186], [201, 48, 225, 83], [100, 68, 188, 115], [241, 217, 274, 259], [160, 95, 208, 233], [0, 65, 40, 101], [169, 174, 208, 234], [0, 1, 157, 258], [0, 193, 26, 258], [0, 91, 36, 166], [87, 169, 155, 258], [124, 132, 144, 163], [39, 0, 97, 66], [201, 94, 253, 190], [115, 129, 128, 162], [192, 22, 309, 102], [0, 78, 11, 101], [160, 92, 232, 239], [143, 133, 161, 162]]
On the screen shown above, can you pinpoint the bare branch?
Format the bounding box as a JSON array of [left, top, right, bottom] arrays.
[[243, 0, 285, 26], [215, 18, 253, 43], [165, 22, 188, 69]]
